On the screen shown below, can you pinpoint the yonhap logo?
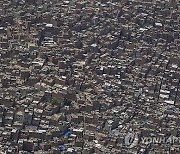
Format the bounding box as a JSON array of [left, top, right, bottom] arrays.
[[123, 131, 180, 149], [124, 132, 139, 148]]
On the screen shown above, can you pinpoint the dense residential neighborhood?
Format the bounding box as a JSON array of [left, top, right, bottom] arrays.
[[0, 0, 179, 153]]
